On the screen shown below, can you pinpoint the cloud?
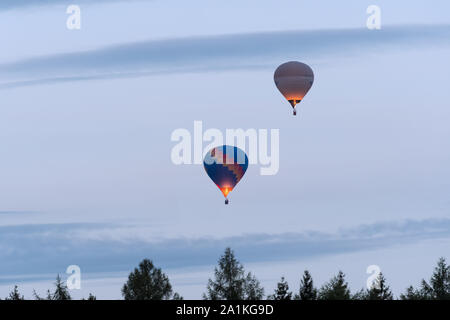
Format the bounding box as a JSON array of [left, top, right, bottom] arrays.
[[0, 218, 449, 278], [0, 64, 265, 89], [0, 211, 39, 215], [1, 25, 449, 89], [0, 0, 140, 11]]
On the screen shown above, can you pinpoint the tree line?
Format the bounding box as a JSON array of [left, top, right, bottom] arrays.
[[3, 248, 450, 300]]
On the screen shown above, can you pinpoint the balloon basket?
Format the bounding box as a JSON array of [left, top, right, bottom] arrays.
[[225, 199, 229, 205]]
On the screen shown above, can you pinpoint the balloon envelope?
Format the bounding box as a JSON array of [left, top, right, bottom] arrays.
[[274, 61, 314, 114], [203, 145, 248, 201]]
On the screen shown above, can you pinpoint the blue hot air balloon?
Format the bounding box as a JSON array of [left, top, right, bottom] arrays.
[[203, 145, 248, 204]]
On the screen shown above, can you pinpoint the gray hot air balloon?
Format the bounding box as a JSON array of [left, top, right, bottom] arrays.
[[274, 61, 314, 116]]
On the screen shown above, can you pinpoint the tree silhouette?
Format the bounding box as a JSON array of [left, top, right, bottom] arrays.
[[172, 292, 183, 300], [353, 272, 393, 300], [244, 272, 264, 300], [33, 275, 72, 300], [53, 274, 72, 300], [83, 293, 97, 300], [425, 257, 450, 299], [367, 273, 393, 300], [400, 257, 450, 300], [295, 270, 317, 300], [122, 259, 181, 300], [318, 271, 351, 300], [269, 277, 292, 300], [203, 247, 264, 300], [4, 253, 450, 300], [399, 285, 427, 300], [5, 285, 24, 300]]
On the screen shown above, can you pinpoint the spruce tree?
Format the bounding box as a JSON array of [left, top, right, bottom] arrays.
[[318, 271, 351, 300], [368, 273, 393, 300], [426, 257, 450, 299], [399, 285, 426, 300], [295, 270, 317, 300], [33, 275, 72, 300], [172, 292, 184, 300], [53, 274, 72, 300], [122, 259, 180, 300], [269, 277, 292, 300], [6, 285, 24, 300], [354, 273, 393, 300], [86, 293, 97, 300], [203, 247, 264, 300], [400, 257, 450, 300], [244, 272, 264, 300]]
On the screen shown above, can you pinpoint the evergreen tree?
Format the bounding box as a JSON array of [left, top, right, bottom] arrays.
[[425, 257, 450, 299], [269, 277, 292, 300], [5, 285, 24, 300], [367, 273, 393, 300], [318, 271, 351, 300], [33, 275, 72, 300], [122, 259, 180, 300], [295, 270, 317, 300], [351, 288, 367, 300], [203, 247, 264, 300], [85, 293, 97, 300], [53, 274, 72, 300], [172, 292, 184, 300], [353, 273, 393, 300], [401, 257, 450, 300], [33, 289, 52, 300], [399, 285, 427, 300], [244, 272, 264, 300]]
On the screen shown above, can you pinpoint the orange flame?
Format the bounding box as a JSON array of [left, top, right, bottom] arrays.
[[220, 186, 233, 197]]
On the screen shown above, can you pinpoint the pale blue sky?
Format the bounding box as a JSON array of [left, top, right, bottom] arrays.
[[0, 0, 450, 299]]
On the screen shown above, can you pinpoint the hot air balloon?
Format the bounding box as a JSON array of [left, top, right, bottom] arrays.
[[203, 145, 248, 204], [274, 61, 314, 116]]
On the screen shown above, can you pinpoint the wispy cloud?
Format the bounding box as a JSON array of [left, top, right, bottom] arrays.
[[1, 218, 449, 277], [0, 0, 141, 11], [0, 211, 39, 215], [1, 25, 449, 89]]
